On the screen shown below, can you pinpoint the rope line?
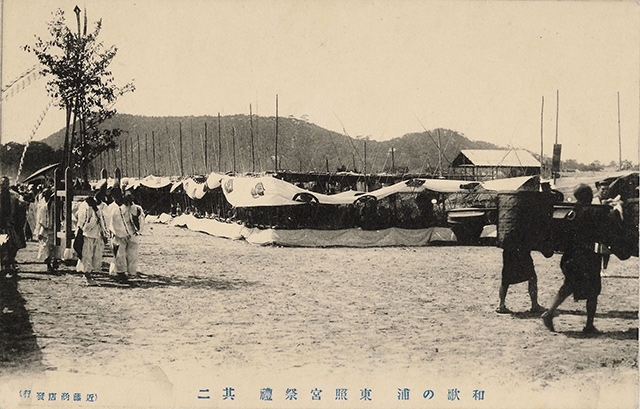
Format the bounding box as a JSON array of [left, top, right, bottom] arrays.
[[1, 65, 45, 101]]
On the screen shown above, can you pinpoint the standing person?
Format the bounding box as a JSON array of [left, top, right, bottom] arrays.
[[105, 186, 122, 275], [109, 190, 144, 282], [541, 184, 614, 334], [0, 177, 19, 275], [75, 183, 109, 284], [496, 245, 546, 314], [36, 187, 57, 272], [7, 185, 28, 275]]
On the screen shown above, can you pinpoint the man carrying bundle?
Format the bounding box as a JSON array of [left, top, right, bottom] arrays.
[[542, 184, 625, 334], [496, 245, 546, 314], [495, 188, 554, 315]]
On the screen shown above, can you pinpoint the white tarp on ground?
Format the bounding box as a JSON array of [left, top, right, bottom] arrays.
[[146, 213, 173, 224], [168, 214, 458, 247], [170, 214, 244, 240], [243, 226, 457, 247]]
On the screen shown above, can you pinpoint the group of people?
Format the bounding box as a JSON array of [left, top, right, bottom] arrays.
[[0, 175, 144, 284], [74, 181, 144, 284], [497, 183, 630, 334]]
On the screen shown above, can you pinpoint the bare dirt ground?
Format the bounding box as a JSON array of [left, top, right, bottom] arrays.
[[0, 223, 637, 409]]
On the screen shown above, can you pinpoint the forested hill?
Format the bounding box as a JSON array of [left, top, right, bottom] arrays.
[[41, 113, 503, 175]]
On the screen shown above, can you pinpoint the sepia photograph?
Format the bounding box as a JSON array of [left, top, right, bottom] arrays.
[[0, 1, 638, 408]]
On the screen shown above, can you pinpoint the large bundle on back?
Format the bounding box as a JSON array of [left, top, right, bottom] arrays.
[[497, 191, 554, 254], [621, 198, 639, 258]]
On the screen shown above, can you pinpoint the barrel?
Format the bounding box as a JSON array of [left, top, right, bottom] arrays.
[[497, 191, 553, 251]]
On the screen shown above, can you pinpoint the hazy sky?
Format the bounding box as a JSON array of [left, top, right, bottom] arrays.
[[2, 0, 639, 164]]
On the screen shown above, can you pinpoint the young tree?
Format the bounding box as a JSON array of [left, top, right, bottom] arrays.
[[24, 8, 134, 180]]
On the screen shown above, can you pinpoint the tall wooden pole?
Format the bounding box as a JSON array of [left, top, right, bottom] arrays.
[[144, 133, 148, 177], [250, 104, 255, 173], [190, 118, 195, 175], [363, 140, 367, 174], [152, 131, 157, 175], [436, 129, 443, 177], [130, 134, 135, 177], [540, 96, 544, 176], [232, 126, 237, 173], [0, 0, 4, 171], [164, 123, 170, 175], [179, 122, 184, 176], [204, 122, 208, 172], [391, 147, 395, 174], [218, 113, 222, 172], [137, 133, 141, 178], [124, 139, 129, 176], [275, 94, 279, 171], [255, 109, 260, 172], [555, 90, 559, 145], [617, 91, 622, 170]]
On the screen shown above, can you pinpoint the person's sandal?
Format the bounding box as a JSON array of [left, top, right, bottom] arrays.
[[541, 312, 555, 332], [530, 305, 547, 315], [495, 306, 512, 314]]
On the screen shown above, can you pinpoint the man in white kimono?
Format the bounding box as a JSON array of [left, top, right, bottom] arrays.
[[75, 183, 108, 284], [109, 190, 144, 283]]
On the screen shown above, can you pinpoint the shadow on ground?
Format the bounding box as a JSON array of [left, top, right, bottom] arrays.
[[0, 274, 44, 374], [16, 264, 255, 291], [563, 327, 638, 340]]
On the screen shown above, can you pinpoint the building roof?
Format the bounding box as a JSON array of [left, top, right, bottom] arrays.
[[452, 149, 540, 168]]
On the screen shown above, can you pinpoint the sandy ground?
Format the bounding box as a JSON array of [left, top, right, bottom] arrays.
[[0, 223, 637, 409]]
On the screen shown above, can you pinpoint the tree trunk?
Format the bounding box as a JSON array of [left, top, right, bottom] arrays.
[[63, 104, 72, 169]]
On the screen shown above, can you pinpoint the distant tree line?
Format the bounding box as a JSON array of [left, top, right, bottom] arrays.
[[561, 159, 636, 172]]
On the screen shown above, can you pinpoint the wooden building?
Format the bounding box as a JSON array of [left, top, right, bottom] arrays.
[[450, 149, 540, 181]]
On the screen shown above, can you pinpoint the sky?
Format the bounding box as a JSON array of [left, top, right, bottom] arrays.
[[1, 0, 639, 165]]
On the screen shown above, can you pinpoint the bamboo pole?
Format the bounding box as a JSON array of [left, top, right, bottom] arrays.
[[179, 122, 184, 176], [144, 133, 148, 177], [123, 139, 128, 177], [137, 133, 141, 178], [218, 113, 222, 172], [555, 90, 559, 144], [152, 131, 157, 175], [618, 91, 622, 170], [255, 109, 260, 172], [275, 94, 279, 171], [250, 104, 255, 173], [165, 123, 170, 176], [391, 147, 395, 174], [540, 96, 544, 175], [204, 122, 208, 172], [130, 134, 135, 177], [190, 118, 195, 175], [232, 126, 237, 173]]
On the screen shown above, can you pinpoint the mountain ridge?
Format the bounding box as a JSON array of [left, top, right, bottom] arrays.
[[40, 113, 508, 176]]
